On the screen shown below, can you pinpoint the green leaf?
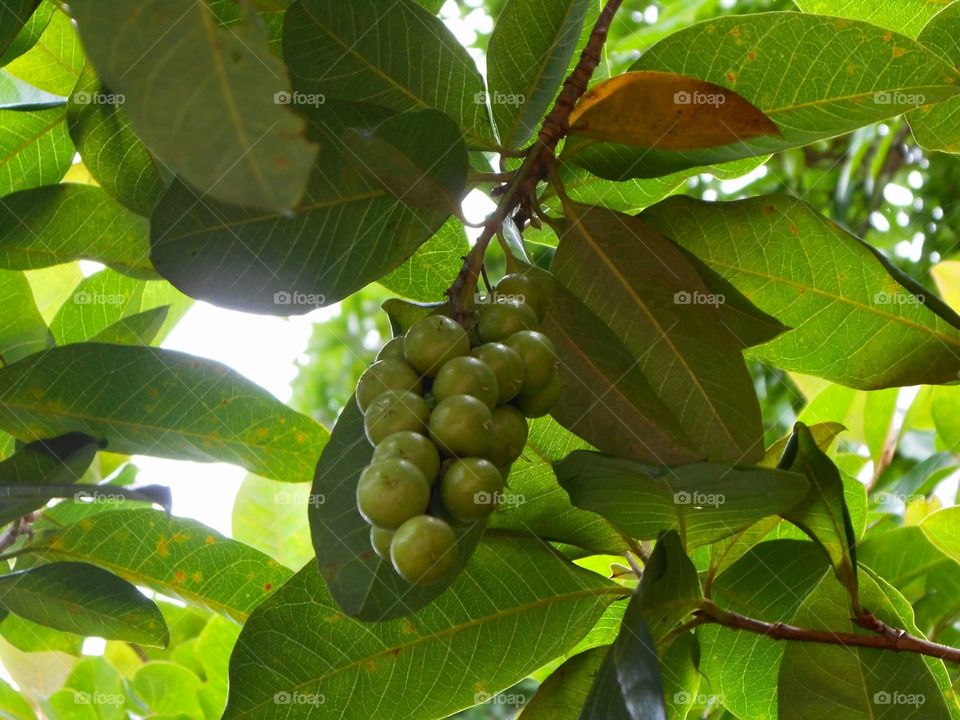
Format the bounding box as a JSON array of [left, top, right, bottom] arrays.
[[0, 108, 73, 196], [566, 13, 960, 179], [909, 2, 960, 154], [67, 64, 168, 215], [487, 0, 589, 149], [131, 662, 203, 716], [70, 0, 316, 211], [56, 656, 127, 720], [283, 0, 493, 148], [660, 632, 701, 720], [0, 344, 328, 482], [551, 203, 764, 464], [0, 561, 167, 646], [30, 508, 291, 622], [762, 421, 846, 467], [778, 422, 859, 601], [378, 216, 469, 302], [556, 451, 809, 547], [0, 675, 36, 720], [88, 306, 170, 346], [344, 108, 468, 213], [0, 269, 53, 365], [643, 194, 960, 388], [636, 531, 701, 642], [3, 8, 83, 96], [231, 475, 315, 570], [0, 1, 51, 66], [0, 185, 154, 278], [0, 432, 99, 526], [309, 398, 485, 620], [859, 525, 956, 591], [224, 535, 621, 719], [921, 507, 960, 564], [150, 103, 447, 315], [1, 614, 83, 655], [794, 0, 949, 38], [0, 0, 40, 59], [521, 647, 608, 720]]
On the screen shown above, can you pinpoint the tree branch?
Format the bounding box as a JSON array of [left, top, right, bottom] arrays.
[[698, 601, 960, 664]]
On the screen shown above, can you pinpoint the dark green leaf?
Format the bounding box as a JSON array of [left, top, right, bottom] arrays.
[[224, 535, 621, 719], [0, 108, 73, 195], [0, 1, 51, 66], [555, 450, 809, 547], [0, 269, 53, 365], [0, 344, 328, 482], [636, 531, 701, 642], [1, 483, 171, 515], [70, 0, 316, 211], [0, 0, 40, 58], [522, 647, 608, 720], [0, 561, 167, 646]]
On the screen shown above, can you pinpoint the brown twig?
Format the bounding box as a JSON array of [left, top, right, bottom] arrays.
[[697, 601, 960, 664]]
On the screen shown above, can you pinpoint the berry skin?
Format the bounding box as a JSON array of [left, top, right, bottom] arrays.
[[471, 343, 524, 404], [432, 356, 499, 410], [356, 459, 430, 529], [504, 330, 557, 394], [370, 526, 395, 558], [515, 370, 563, 418], [485, 406, 528, 466], [376, 337, 406, 361], [356, 358, 422, 412], [440, 458, 504, 522], [495, 273, 546, 321], [372, 431, 441, 485], [364, 390, 430, 445], [404, 316, 470, 377], [429, 394, 492, 457], [390, 515, 458, 584], [476, 299, 538, 343]]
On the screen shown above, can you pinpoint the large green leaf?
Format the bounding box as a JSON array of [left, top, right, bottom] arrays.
[[794, 0, 949, 38], [643, 195, 960, 388], [224, 535, 620, 719], [0, 0, 40, 59], [3, 9, 83, 96], [487, 0, 590, 149], [309, 399, 485, 620], [909, 3, 960, 154], [0, 269, 53, 365], [150, 103, 447, 315], [0, 185, 154, 278], [565, 13, 960, 178], [67, 64, 168, 216], [29, 508, 292, 622], [0, 344, 328, 482], [551, 204, 764, 463], [0, 562, 167, 647], [378, 216, 468, 302], [0, 108, 73, 196], [70, 0, 316, 211], [283, 0, 493, 148], [521, 647, 608, 720], [556, 451, 809, 547]]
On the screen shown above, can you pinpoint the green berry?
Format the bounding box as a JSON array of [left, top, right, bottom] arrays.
[[471, 343, 524, 404], [404, 316, 470, 377], [477, 299, 538, 343], [440, 458, 504, 521], [428, 394, 492, 457], [370, 526, 395, 558], [372, 431, 441, 485], [390, 515, 458, 584], [505, 330, 557, 394], [515, 370, 562, 418], [495, 273, 546, 321], [376, 337, 406, 361], [484, 406, 528, 466], [356, 358, 422, 412], [432, 356, 499, 410], [356, 459, 430, 529], [364, 390, 430, 445]]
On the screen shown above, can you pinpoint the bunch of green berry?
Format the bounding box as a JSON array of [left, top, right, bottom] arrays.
[[354, 274, 561, 585]]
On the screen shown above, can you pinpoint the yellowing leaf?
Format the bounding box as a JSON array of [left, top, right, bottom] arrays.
[[568, 70, 780, 151], [932, 260, 960, 312]]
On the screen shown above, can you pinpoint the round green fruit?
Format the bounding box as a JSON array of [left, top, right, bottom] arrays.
[[355, 358, 422, 412], [495, 273, 546, 320], [390, 515, 459, 584], [432, 356, 499, 409], [403, 316, 470, 377], [370, 525, 395, 558], [428, 394, 492, 457], [376, 337, 406, 361], [485, 406, 528, 466], [364, 390, 430, 445], [372, 431, 441, 485], [505, 330, 557, 394], [440, 458, 504, 521], [356, 459, 430, 529], [470, 343, 524, 403], [477, 299, 538, 343], [516, 370, 562, 418]]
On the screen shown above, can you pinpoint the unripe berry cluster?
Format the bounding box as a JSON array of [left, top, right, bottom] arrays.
[[354, 274, 561, 584]]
